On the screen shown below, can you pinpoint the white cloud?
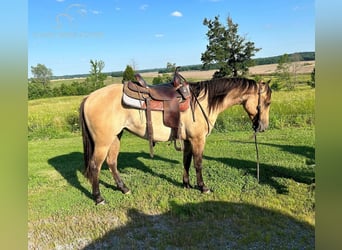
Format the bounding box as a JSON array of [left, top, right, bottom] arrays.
[[115, 7, 121, 11], [140, 4, 148, 11], [56, 0, 65, 2], [293, 5, 301, 11], [171, 11, 183, 17], [91, 10, 101, 15], [155, 34, 164, 38], [79, 8, 87, 16]]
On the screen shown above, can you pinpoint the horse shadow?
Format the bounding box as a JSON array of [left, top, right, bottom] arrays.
[[48, 151, 182, 200], [82, 200, 314, 249], [204, 141, 315, 194], [230, 140, 315, 165]]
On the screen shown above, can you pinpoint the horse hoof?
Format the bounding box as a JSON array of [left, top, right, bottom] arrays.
[[201, 187, 211, 194], [96, 199, 106, 205], [122, 188, 131, 195]]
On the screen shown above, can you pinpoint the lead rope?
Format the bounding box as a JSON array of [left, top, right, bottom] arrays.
[[254, 84, 262, 183], [254, 131, 260, 183]]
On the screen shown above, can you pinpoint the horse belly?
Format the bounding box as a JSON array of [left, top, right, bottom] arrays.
[[125, 109, 172, 142]]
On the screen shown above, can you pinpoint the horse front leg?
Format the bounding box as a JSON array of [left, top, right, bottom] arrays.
[[191, 138, 210, 193], [182, 140, 193, 189]]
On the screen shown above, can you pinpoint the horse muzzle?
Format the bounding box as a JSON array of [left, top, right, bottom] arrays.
[[253, 120, 268, 132]]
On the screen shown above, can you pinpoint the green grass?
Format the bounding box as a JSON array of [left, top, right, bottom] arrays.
[[50, 76, 123, 87], [28, 85, 315, 140], [28, 81, 315, 248], [28, 96, 84, 139], [28, 128, 314, 249], [214, 86, 314, 132]]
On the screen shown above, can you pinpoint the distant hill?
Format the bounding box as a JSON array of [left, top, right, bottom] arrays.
[[253, 52, 315, 66], [51, 51, 314, 80]]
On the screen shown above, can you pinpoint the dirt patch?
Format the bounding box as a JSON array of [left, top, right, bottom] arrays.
[[249, 60, 315, 75], [140, 61, 315, 80]]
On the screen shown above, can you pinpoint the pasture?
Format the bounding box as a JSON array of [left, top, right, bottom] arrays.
[[28, 75, 315, 249]]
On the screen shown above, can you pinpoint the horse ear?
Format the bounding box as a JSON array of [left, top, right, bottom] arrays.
[[259, 79, 271, 89], [174, 74, 181, 87], [259, 79, 271, 85]]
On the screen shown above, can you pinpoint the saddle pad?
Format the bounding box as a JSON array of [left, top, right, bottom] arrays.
[[122, 93, 144, 109], [122, 92, 165, 110]]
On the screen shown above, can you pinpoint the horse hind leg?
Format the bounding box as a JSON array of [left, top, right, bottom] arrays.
[[106, 133, 130, 194], [86, 146, 108, 205]]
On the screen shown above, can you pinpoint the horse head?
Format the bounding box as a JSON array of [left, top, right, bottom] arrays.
[[243, 80, 272, 132]]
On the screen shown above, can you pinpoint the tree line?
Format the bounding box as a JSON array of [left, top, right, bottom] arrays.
[[29, 60, 106, 100]]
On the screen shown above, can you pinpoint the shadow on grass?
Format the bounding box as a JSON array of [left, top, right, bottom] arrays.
[[229, 140, 315, 164], [205, 155, 314, 194], [205, 140, 315, 194], [83, 200, 314, 249], [48, 151, 182, 201]]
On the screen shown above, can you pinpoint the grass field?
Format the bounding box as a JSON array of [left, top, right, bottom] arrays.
[[28, 128, 315, 249], [28, 81, 314, 139], [28, 76, 315, 248]]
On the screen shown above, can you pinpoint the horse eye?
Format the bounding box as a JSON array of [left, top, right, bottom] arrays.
[[265, 102, 271, 107]]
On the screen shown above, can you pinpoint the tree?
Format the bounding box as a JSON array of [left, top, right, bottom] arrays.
[[308, 67, 315, 88], [276, 54, 292, 90], [152, 74, 172, 85], [86, 59, 106, 87], [166, 62, 176, 73], [122, 65, 135, 82], [30, 63, 53, 87], [290, 53, 303, 86], [201, 15, 260, 78], [130, 59, 138, 71]]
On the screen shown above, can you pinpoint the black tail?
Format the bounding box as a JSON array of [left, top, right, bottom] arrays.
[[79, 97, 94, 180]]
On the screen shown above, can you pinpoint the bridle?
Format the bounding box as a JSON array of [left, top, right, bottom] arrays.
[[252, 83, 265, 132]]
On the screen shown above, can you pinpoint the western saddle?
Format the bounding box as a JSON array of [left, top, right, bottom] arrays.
[[122, 68, 191, 157]]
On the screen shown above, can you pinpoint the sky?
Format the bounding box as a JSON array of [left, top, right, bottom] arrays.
[[28, 0, 315, 77]]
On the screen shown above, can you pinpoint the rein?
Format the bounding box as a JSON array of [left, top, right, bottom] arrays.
[[189, 86, 213, 136], [241, 83, 264, 196], [253, 84, 264, 183], [176, 68, 213, 136], [254, 132, 260, 183]]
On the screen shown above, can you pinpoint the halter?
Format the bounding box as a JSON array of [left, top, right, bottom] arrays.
[[252, 83, 265, 132]]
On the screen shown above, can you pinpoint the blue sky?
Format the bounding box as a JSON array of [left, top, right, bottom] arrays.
[[28, 0, 315, 76]]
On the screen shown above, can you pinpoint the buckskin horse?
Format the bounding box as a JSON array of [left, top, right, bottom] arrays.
[[79, 70, 272, 204]]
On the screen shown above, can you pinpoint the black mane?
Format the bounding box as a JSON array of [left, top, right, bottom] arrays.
[[189, 77, 258, 113]]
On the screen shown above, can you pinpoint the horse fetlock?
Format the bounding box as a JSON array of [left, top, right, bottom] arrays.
[[117, 181, 130, 194], [120, 186, 131, 195], [94, 195, 105, 205], [200, 185, 211, 194]]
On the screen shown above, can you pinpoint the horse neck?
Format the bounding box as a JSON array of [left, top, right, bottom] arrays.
[[196, 90, 244, 125], [216, 89, 247, 114]]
